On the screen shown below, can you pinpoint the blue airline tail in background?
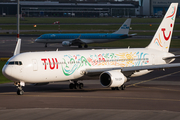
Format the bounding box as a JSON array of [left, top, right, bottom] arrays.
[[35, 18, 132, 48], [113, 18, 131, 34]]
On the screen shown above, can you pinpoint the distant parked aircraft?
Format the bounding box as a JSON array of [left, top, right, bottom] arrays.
[[35, 19, 132, 48]]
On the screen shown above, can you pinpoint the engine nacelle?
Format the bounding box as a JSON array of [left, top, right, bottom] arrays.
[[100, 70, 127, 87], [31, 82, 49, 86], [62, 41, 72, 46]]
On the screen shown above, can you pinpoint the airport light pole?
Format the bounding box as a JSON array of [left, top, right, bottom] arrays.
[[17, 0, 20, 39], [14, 0, 21, 56]]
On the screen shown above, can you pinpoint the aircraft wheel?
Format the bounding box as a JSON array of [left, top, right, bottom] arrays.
[[84, 44, 88, 48], [111, 87, 116, 90], [17, 89, 24, 95], [78, 45, 82, 48], [115, 87, 120, 90], [120, 85, 126, 90], [73, 84, 78, 89], [79, 83, 84, 89], [69, 83, 74, 89]]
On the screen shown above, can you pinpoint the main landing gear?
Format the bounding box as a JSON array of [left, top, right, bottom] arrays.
[[14, 81, 25, 95], [111, 84, 126, 91], [45, 43, 47, 47], [78, 44, 88, 48], [69, 81, 84, 89], [84, 44, 88, 48]]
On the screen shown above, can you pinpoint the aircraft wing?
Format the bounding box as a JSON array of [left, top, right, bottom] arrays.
[[70, 38, 84, 44], [85, 63, 180, 76], [70, 34, 86, 44], [62, 34, 86, 46]]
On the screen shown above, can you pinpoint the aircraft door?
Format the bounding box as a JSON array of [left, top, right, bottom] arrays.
[[32, 59, 38, 71]]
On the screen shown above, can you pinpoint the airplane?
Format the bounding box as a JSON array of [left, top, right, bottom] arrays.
[[2, 3, 180, 95], [35, 18, 132, 48]]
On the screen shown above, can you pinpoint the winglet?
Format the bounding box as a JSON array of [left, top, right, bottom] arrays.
[[14, 38, 21, 56], [113, 18, 131, 34]]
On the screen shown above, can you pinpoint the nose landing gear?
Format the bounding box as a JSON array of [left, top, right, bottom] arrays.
[[14, 81, 25, 95], [45, 43, 47, 47]]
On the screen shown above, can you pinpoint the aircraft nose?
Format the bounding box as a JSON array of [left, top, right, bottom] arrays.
[[35, 38, 42, 43], [2, 65, 12, 79], [35, 39, 38, 42]]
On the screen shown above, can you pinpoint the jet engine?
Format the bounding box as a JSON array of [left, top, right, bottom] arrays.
[[100, 70, 127, 87], [62, 41, 72, 46]]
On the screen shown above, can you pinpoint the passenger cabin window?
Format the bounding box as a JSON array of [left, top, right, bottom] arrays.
[[7, 61, 22, 65]]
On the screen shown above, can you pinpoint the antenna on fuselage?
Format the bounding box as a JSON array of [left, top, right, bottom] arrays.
[[14, 0, 21, 56]]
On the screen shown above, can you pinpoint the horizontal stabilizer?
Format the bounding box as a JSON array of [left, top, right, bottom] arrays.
[[163, 55, 180, 60], [128, 33, 137, 37]]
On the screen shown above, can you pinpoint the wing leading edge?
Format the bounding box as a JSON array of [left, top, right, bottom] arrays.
[[85, 63, 180, 77]]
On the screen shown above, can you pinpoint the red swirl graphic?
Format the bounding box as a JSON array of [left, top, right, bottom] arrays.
[[166, 6, 176, 18]]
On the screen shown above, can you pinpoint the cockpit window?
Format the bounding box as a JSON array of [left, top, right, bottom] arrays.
[[7, 61, 22, 65], [8, 62, 14, 65], [19, 61, 22, 65], [15, 61, 18, 65]]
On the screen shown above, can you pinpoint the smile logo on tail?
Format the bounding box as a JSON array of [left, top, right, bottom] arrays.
[[161, 24, 172, 41]]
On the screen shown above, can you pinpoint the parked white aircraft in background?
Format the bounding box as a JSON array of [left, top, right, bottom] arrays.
[[2, 3, 180, 95], [35, 18, 132, 48]]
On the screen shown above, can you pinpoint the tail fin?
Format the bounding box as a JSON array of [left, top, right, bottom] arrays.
[[113, 18, 131, 34], [146, 3, 178, 52], [14, 38, 21, 56]]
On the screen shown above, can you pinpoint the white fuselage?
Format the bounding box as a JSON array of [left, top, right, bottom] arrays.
[[2, 48, 174, 83]]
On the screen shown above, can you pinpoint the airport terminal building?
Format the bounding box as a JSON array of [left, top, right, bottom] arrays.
[[0, 0, 179, 17], [0, 0, 139, 17], [141, 0, 180, 16]]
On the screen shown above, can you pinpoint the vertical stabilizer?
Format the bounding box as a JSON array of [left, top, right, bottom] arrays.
[[146, 3, 178, 52], [14, 38, 21, 56], [113, 18, 131, 34]]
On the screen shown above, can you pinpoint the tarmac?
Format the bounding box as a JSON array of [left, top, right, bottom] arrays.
[[1, 36, 180, 119]]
